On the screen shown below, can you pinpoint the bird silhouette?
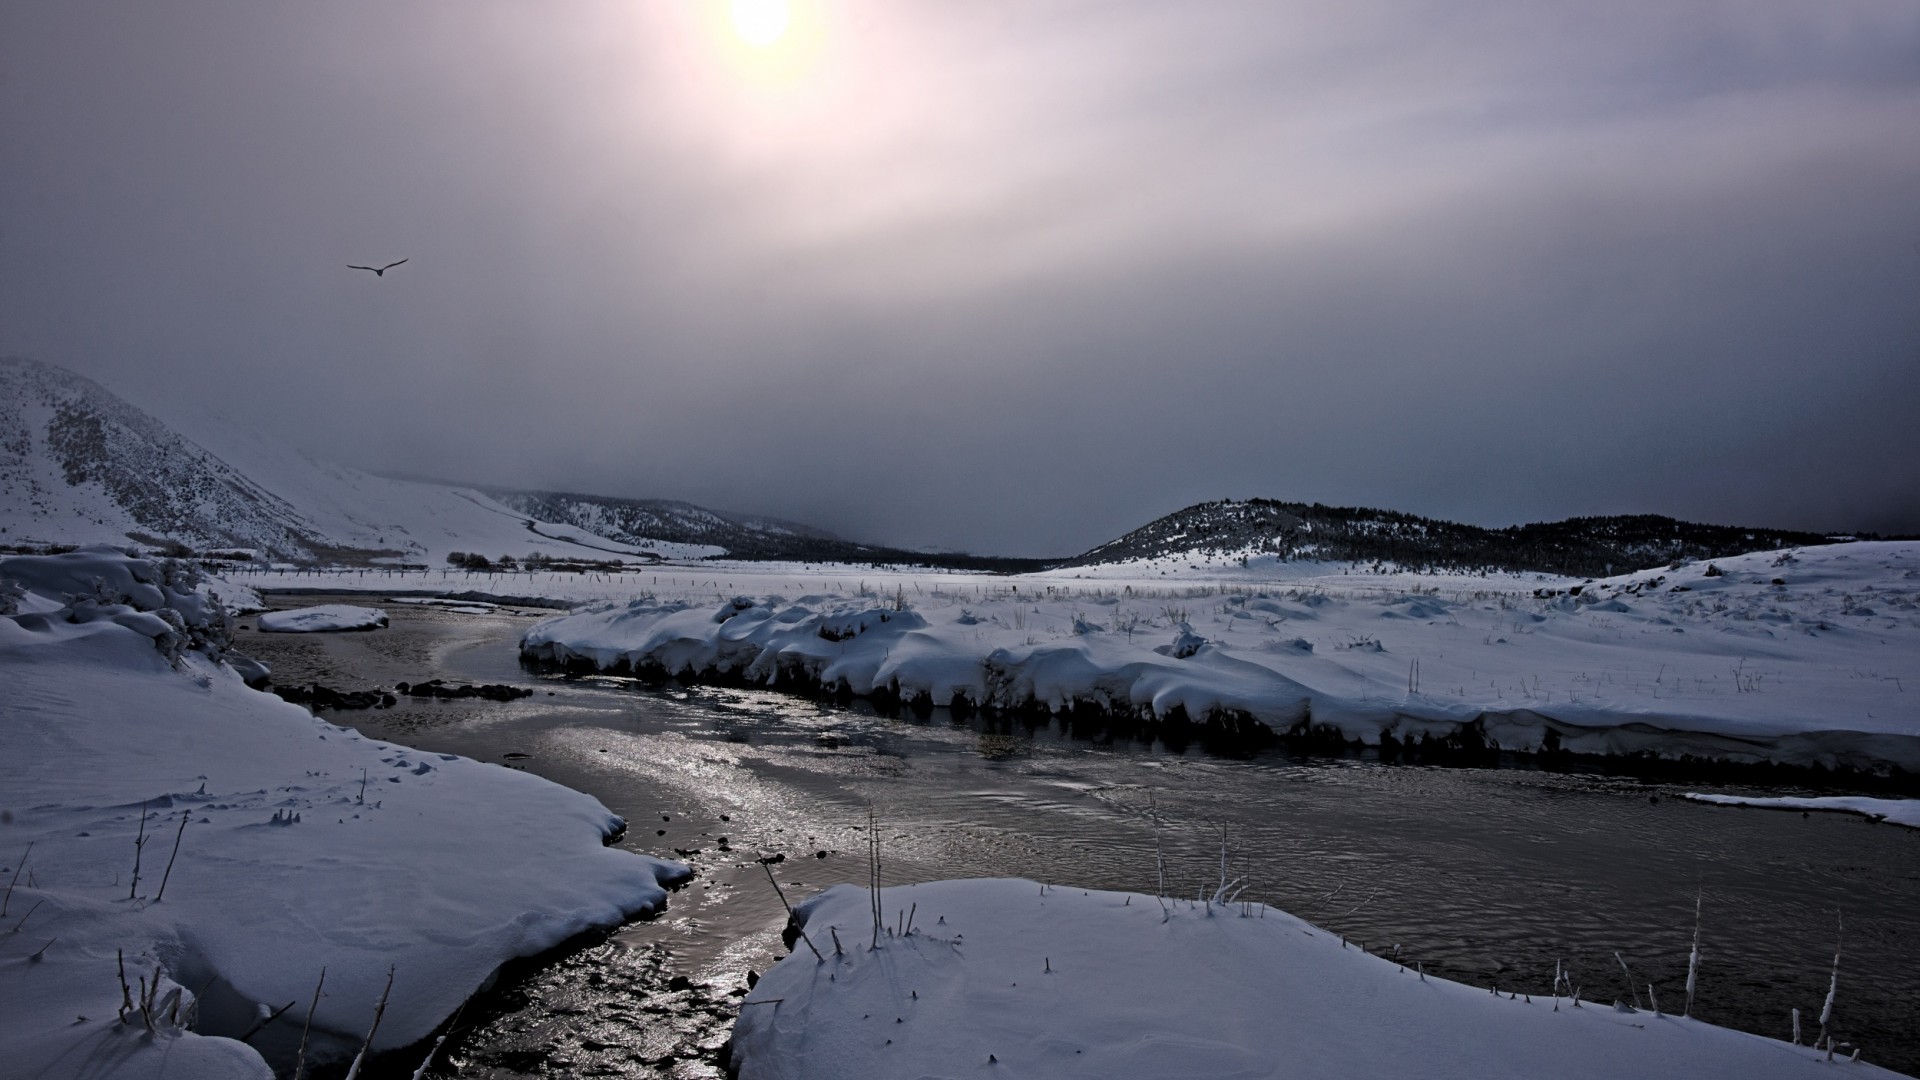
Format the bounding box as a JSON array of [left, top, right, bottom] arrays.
[[348, 259, 408, 277]]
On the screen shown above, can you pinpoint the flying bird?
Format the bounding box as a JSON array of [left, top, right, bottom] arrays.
[[347, 259, 408, 277]]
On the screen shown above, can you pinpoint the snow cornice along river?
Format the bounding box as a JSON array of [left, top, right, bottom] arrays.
[[501, 542, 1920, 776]]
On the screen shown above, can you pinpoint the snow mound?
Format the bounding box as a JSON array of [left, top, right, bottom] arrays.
[[732, 878, 1902, 1080], [257, 604, 390, 633], [1683, 793, 1920, 830], [0, 552, 688, 1078]]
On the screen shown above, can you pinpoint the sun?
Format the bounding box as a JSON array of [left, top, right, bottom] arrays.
[[730, 0, 792, 49]]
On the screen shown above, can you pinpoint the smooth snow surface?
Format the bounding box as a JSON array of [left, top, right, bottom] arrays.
[[0, 551, 687, 1078], [732, 878, 1902, 1080], [516, 542, 1920, 771], [1683, 793, 1920, 829], [255, 603, 390, 633]]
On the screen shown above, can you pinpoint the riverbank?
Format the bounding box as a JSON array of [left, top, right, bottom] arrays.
[[0, 552, 688, 1078], [515, 542, 1920, 780], [735, 878, 1905, 1080]]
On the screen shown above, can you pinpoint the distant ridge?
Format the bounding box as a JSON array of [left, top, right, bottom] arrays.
[[0, 357, 1044, 568], [1065, 498, 1847, 578], [0, 357, 857, 564], [483, 487, 1055, 572], [0, 358, 1886, 574]]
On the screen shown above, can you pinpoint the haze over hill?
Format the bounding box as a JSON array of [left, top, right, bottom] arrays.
[[0, 357, 1887, 576], [0, 357, 799, 564]]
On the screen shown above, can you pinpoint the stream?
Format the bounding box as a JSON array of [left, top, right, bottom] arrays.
[[237, 597, 1920, 1078]]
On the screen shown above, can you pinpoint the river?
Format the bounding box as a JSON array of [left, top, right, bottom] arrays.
[[237, 597, 1920, 1078]]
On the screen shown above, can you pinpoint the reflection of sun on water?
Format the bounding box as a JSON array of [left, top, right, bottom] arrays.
[[730, 0, 792, 49]]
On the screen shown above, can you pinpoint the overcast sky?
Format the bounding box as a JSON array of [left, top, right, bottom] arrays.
[[4, 1, 1917, 555]]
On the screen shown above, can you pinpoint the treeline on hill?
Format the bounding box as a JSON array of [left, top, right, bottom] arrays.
[[1066, 499, 1851, 578], [444, 551, 624, 573]]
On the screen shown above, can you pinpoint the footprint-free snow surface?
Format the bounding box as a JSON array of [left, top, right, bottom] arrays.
[[0, 551, 686, 1078], [731, 878, 1903, 1080]]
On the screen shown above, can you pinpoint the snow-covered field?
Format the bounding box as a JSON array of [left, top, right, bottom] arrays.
[[0, 551, 687, 1077], [732, 878, 1896, 1080], [255, 603, 390, 633], [486, 542, 1920, 772]]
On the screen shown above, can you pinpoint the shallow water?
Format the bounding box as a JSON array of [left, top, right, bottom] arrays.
[[238, 599, 1920, 1077]]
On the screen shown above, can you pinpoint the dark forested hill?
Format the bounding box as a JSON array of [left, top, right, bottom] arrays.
[[1065, 499, 1847, 578]]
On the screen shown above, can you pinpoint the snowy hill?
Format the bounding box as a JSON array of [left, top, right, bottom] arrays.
[[0, 358, 803, 565], [0, 356, 330, 557], [484, 488, 855, 561], [1067, 498, 1842, 578], [479, 488, 1055, 569]]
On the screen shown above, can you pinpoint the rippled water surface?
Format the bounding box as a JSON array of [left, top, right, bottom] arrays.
[[239, 599, 1920, 1077]]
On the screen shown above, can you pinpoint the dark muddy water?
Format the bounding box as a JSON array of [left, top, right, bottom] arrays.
[[238, 597, 1920, 1077]]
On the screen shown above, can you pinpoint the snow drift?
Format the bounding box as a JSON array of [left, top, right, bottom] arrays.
[[731, 878, 1902, 1080], [0, 550, 688, 1078]]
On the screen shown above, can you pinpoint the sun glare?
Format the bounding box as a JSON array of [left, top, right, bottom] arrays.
[[730, 0, 792, 49]]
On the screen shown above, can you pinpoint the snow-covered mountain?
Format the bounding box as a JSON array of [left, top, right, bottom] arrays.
[[1065, 498, 1842, 578], [0, 356, 328, 557], [0, 358, 744, 564], [0, 358, 1045, 568], [485, 489, 888, 563]]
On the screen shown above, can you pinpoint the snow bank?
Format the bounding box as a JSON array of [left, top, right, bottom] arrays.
[[733, 878, 1897, 1080], [0, 545, 262, 619], [0, 551, 687, 1077], [256, 603, 390, 633], [1683, 793, 1920, 830], [520, 543, 1920, 772]]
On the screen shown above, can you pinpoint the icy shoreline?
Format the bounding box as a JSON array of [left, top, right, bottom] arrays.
[[518, 543, 1920, 777], [0, 551, 688, 1078], [732, 878, 1904, 1079], [1682, 793, 1920, 830]]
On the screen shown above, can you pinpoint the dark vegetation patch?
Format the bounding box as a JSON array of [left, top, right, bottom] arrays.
[[1064, 498, 1895, 578], [269, 680, 533, 711]]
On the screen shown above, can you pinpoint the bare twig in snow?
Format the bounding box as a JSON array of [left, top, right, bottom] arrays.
[[129, 800, 149, 900], [761, 861, 824, 962], [2, 842, 32, 917], [342, 966, 395, 1080], [239, 1000, 298, 1043], [1684, 888, 1702, 1017], [292, 967, 327, 1080], [117, 949, 134, 1023], [1819, 912, 1842, 1056], [155, 813, 189, 902], [1614, 952, 1643, 1010], [9, 898, 45, 934]]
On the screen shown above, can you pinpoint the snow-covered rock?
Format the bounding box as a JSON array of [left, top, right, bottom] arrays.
[[256, 604, 390, 633], [732, 878, 1903, 1080], [0, 550, 688, 1077]]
